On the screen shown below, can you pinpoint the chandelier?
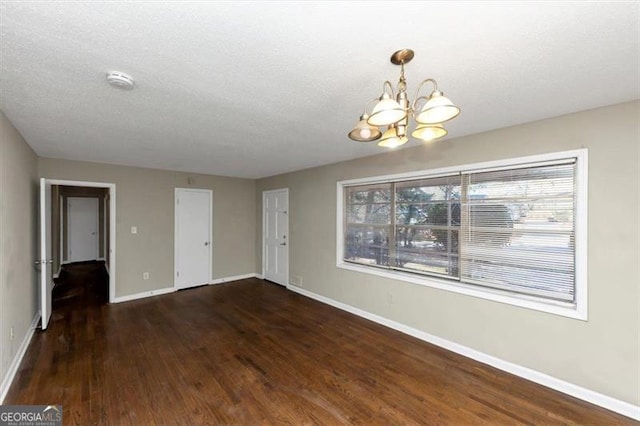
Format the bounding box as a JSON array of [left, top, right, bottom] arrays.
[[348, 49, 460, 148]]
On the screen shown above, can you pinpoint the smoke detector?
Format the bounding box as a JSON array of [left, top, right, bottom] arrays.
[[106, 71, 134, 90]]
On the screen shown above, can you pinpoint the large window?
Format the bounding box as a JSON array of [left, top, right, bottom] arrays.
[[338, 150, 587, 319]]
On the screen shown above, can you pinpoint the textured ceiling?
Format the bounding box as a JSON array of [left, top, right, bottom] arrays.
[[1, 1, 638, 179]]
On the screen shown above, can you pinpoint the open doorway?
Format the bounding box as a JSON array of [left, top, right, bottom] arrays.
[[53, 186, 110, 274], [39, 179, 116, 330], [53, 186, 109, 310]]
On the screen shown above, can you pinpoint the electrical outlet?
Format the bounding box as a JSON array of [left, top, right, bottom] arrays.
[[10, 326, 14, 340], [143, 272, 149, 280]]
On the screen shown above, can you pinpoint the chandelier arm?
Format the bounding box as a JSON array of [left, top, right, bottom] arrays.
[[382, 80, 395, 98], [411, 79, 439, 111], [411, 95, 430, 118], [362, 98, 380, 115]]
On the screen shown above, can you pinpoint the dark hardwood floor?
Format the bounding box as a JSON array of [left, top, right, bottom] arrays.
[[52, 261, 109, 309], [6, 267, 635, 425]]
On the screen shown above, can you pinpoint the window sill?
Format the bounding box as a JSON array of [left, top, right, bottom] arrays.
[[336, 261, 587, 321]]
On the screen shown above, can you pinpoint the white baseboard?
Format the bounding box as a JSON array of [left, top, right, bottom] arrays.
[[256, 274, 264, 279], [287, 284, 640, 421], [113, 273, 260, 304], [104, 263, 110, 275], [0, 312, 41, 404], [97, 257, 106, 261], [113, 287, 175, 303], [210, 273, 258, 285]]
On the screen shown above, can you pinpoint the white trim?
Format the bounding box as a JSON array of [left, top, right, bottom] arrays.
[[261, 188, 289, 286], [174, 188, 213, 290], [43, 179, 116, 303], [337, 262, 584, 320], [40, 178, 50, 329], [0, 312, 41, 404], [262, 192, 265, 279], [336, 149, 588, 320], [103, 192, 108, 260], [115, 272, 257, 303], [113, 287, 175, 303], [336, 180, 344, 268], [210, 273, 258, 285], [59, 193, 64, 265], [338, 149, 588, 186], [573, 150, 588, 320], [287, 285, 640, 421], [114, 274, 259, 303], [256, 274, 264, 279]]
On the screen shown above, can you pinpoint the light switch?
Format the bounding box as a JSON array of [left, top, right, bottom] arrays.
[[131, 226, 138, 234]]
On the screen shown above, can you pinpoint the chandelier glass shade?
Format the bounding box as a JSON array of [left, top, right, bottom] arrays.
[[378, 126, 409, 148], [347, 112, 383, 142], [411, 123, 447, 141], [348, 49, 460, 147]]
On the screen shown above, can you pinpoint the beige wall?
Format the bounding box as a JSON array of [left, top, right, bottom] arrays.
[[0, 111, 39, 390], [39, 158, 256, 298], [255, 101, 640, 405]]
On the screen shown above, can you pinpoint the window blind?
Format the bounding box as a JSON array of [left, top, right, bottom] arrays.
[[459, 162, 576, 302], [342, 159, 578, 305]]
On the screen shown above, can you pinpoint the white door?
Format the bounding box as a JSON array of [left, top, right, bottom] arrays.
[[175, 189, 212, 290], [39, 178, 53, 329], [68, 197, 99, 262], [263, 189, 289, 286]]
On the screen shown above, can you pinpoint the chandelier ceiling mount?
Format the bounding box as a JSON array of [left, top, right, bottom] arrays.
[[390, 48, 414, 65]]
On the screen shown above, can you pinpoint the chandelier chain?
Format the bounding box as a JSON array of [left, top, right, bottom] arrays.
[[398, 62, 407, 92]]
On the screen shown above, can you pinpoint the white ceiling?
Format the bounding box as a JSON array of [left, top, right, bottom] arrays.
[[1, 2, 638, 179]]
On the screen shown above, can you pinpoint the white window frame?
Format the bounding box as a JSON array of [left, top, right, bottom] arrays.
[[336, 149, 588, 320]]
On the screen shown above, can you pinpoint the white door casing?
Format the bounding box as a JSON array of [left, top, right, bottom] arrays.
[[175, 188, 212, 290], [39, 178, 53, 329], [263, 189, 289, 286], [40, 179, 116, 308], [67, 197, 99, 262]]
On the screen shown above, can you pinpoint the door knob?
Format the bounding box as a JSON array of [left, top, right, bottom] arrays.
[[204, 242, 209, 246], [34, 260, 41, 265], [280, 242, 286, 246]]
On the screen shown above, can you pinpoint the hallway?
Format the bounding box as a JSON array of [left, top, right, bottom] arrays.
[[52, 261, 109, 312]]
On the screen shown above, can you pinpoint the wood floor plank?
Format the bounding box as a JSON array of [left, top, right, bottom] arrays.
[[5, 262, 636, 425]]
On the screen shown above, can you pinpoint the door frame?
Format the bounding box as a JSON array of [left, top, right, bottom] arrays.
[[66, 196, 100, 262], [42, 179, 116, 303], [261, 188, 289, 286], [174, 188, 213, 289]]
